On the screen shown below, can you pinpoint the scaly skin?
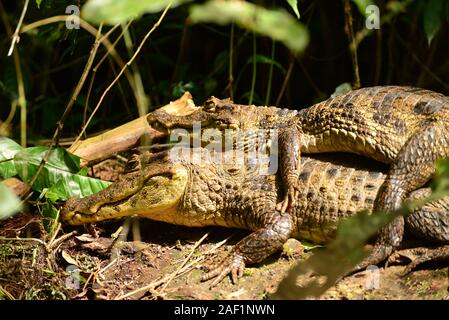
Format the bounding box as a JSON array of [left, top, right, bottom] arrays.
[[291, 86, 449, 270], [61, 151, 449, 287], [176, 86, 449, 270]]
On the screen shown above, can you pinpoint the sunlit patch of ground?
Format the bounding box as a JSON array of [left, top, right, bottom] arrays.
[[1, 214, 448, 300]]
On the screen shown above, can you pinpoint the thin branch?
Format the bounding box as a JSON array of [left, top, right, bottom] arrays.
[[343, 0, 360, 89], [72, 4, 172, 147], [20, 15, 138, 96], [7, 0, 29, 56], [276, 56, 294, 106]]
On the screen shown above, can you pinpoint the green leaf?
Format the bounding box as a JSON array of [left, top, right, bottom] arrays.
[[352, 0, 375, 17], [331, 82, 353, 98], [190, 0, 309, 54], [36, 0, 43, 9], [13, 147, 111, 201], [424, 0, 444, 45], [82, 0, 191, 25], [41, 202, 59, 234], [286, 0, 300, 19], [0, 183, 22, 220], [0, 138, 24, 179]]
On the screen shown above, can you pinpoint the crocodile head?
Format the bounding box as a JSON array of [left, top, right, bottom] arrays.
[[61, 161, 189, 225]]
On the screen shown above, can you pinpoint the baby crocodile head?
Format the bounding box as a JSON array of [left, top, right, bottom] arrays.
[[61, 162, 189, 225]]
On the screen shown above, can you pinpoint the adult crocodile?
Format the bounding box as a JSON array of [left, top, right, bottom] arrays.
[[146, 86, 449, 270], [61, 150, 449, 287]]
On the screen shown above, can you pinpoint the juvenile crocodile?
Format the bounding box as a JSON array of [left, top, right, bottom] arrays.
[[147, 86, 449, 270], [61, 150, 449, 287]]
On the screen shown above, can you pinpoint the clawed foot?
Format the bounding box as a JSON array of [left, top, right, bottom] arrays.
[[276, 185, 299, 213], [387, 246, 449, 276], [201, 253, 246, 288], [345, 244, 393, 277]]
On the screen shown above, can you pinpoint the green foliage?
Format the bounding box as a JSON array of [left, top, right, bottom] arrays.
[[431, 157, 449, 193], [351, 0, 375, 17], [423, 0, 445, 45], [331, 82, 353, 98], [0, 183, 22, 220], [13, 146, 111, 200], [0, 138, 111, 203], [286, 0, 300, 19], [82, 0, 191, 25], [0, 138, 24, 179], [190, 0, 309, 54]]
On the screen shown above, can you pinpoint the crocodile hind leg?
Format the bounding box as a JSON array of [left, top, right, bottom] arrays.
[[353, 122, 449, 271], [395, 189, 449, 274], [202, 213, 294, 287]]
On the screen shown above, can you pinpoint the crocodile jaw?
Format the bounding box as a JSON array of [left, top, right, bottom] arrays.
[[61, 165, 189, 225]]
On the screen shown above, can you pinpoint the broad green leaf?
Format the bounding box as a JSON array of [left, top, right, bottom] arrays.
[[82, 0, 191, 25], [424, 0, 444, 45], [286, 0, 300, 19], [352, 0, 375, 17], [0, 183, 22, 220], [190, 0, 309, 54], [13, 146, 111, 200], [0, 137, 24, 179]]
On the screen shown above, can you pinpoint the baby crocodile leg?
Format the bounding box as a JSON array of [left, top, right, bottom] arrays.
[[202, 213, 294, 288], [354, 121, 449, 270]]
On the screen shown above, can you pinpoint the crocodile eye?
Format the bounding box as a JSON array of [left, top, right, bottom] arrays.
[[226, 167, 240, 175]]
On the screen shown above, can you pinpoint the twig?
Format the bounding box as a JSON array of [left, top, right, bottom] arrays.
[[276, 57, 294, 106], [0, 236, 47, 248], [159, 233, 209, 292], [72, 3, 172, 147], [343, 0, 360, 89], [18, 21, 104, 200], [227, 23, 235, 100], [122, 24, 149, 116], [0, 1, 28, 147], [20, 15, 138, 96], [48, 230, 77, 251], [0, 285, 15, 300], [7, 0, 29, 56], [248, 32, 257, 105], [83, 22, 132, 129], [117, 233, 208, 300]]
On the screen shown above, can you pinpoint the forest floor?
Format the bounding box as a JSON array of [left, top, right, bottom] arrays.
[[1, 161, 448, 300]]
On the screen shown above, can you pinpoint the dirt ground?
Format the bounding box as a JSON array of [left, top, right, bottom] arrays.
[[0, 213, 448, 300], [1, 160, 448, 300]]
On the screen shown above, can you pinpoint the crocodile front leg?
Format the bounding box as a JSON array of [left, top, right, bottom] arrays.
[[202, 213, 294, 287], [276, 126, 302, 213]]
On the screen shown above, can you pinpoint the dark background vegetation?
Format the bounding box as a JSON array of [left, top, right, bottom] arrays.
[[1, 0, 449, 143]]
